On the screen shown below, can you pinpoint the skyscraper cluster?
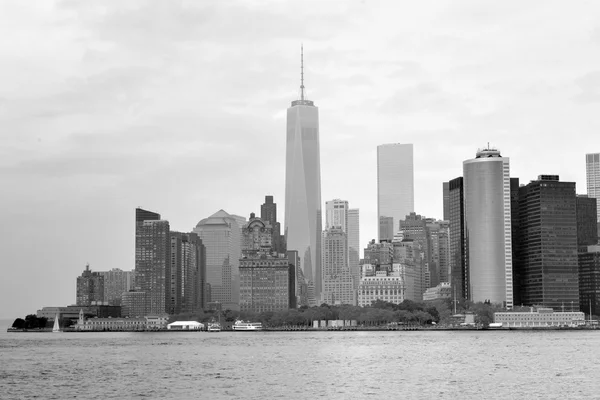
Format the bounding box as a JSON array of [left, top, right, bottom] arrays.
[[71, 49, 599, 318], [443, 150, 600, 313]]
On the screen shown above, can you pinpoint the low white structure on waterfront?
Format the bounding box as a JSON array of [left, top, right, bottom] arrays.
[[167, 321, 204, 330], [74, 309, 169, 331], [494, 308, 585, 327]]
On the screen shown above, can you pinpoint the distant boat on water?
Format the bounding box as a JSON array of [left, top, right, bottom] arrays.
[[232, 320, 263, 331], [207, 322, 221, 332], [52, 313, 61, 333]]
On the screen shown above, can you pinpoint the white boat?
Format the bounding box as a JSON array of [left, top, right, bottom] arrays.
[[52, 313, 61, 333], [207, 322, 221, 332], [232, 320, 263, 331]]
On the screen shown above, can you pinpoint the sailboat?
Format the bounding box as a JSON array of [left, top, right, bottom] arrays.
[[52, 313, 61, 333]]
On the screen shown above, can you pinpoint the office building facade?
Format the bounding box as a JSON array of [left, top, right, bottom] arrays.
[[579, 245, 600, 317], [76, 264, 105, 306], [587, 153, 600, 223], [463, 148, 513, 308], [325, 199, 349, 231], [97, 268, 135, 306], [517, 176, 579, 310], [377, 143, 414, 241], [448, 177, 467, 300], [576, 196, 598, 251], [442, 181, 450, 221], [168, 232, 206, 315], [321, 227, 355, 305], [135, 208, 170, 315], [348, 208, 361, 292]]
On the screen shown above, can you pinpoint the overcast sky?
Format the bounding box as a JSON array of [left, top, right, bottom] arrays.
[[1, 0, 599, 319]]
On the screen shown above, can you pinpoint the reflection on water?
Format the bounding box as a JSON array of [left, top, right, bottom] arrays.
[[1, 330, 600, 399]]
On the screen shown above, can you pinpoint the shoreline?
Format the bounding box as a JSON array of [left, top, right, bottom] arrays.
[[7, 326, 600, 333]]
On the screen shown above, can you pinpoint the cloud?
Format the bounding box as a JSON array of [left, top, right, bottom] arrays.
[[573, 70, 600, 104]]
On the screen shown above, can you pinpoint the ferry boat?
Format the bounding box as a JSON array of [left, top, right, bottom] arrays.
[[207, 322, 221, 332], [232, 320, 263, 331]]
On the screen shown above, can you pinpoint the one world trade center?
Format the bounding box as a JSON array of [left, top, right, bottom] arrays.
[[284, 47, 322, 304]]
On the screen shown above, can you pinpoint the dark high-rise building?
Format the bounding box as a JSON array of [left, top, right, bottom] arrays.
[[442, 181, 450, 221], [448, 177, 467, 300], [576, 195, 598, 317], [284, 47, 322, 303], [576, 195, 598, 251], [261, 195, 285, 254], [135, 208, 170, 315], [76, 264, 104, 306], [168, 232, 206, 315], [517, 176, 579, 310], [510, 177, 521, 306], [579, 246, 600, 317]]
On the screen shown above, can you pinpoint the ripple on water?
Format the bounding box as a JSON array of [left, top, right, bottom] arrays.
[[1, 331, 600, 399]]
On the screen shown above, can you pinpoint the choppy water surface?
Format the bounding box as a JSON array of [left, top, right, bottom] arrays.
[[1, 329, 600, 399]]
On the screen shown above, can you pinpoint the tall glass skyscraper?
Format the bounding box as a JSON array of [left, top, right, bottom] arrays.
[[377, 143, 414, 241], [284, 48, 322, 303], [463, 148, 513, 308], [586, 153, 600, 223]]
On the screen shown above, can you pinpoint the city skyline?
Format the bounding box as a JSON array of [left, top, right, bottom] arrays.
[[2, 1, 600, 319]]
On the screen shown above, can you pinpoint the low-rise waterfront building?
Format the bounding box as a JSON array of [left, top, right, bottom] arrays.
[[167, 321, 204, 330], [494, 307, 585, 327], [75, 314, 168, 331], [358, 274, 404, 307]]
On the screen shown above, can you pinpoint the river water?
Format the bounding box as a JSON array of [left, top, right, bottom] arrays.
[[1, 325, 600, 399]]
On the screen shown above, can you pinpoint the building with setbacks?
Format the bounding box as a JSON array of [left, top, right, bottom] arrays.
[[96, 269, 135, 306], [239, 215, 295, 313], [76, 264, 104, 306]]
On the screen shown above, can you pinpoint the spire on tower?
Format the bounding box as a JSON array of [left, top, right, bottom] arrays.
[[291, 44, 314, 107], [300, 44, 305, 101]]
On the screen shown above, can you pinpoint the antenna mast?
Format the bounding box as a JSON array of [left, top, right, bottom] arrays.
[[300, 44, 305, 101]]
